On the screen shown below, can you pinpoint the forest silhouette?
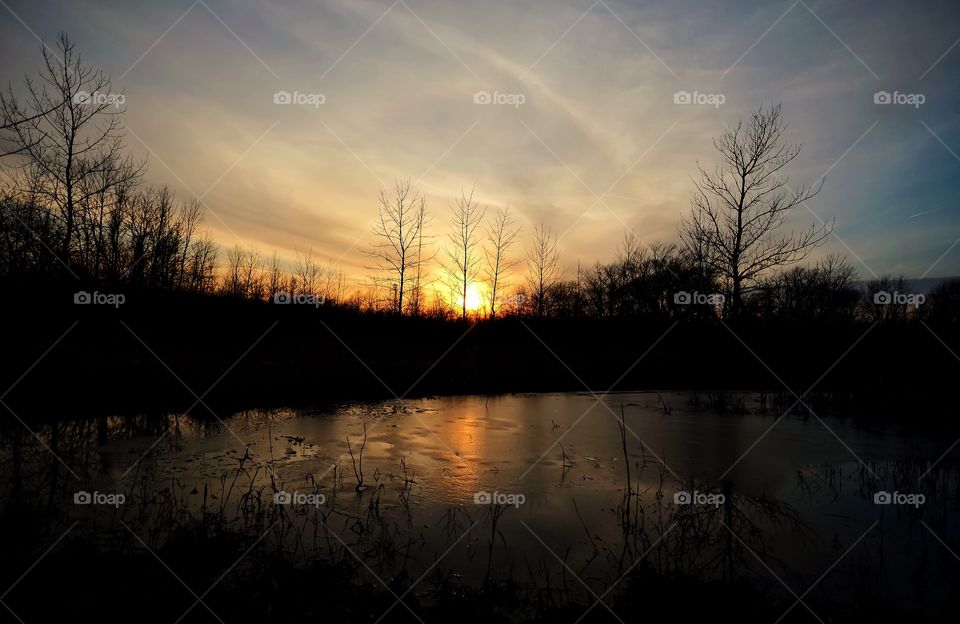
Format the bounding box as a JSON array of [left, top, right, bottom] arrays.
[[2, 34, 958, 419]]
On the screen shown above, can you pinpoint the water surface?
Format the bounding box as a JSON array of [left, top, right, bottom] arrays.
[[4, 392, 956, 614]]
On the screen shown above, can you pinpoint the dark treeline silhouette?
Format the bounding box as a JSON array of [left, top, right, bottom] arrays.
[[2, 34, 958, 420], [0, 33, 214, 292], [0, 184, 216, 292], [2, 35, 956, 323]]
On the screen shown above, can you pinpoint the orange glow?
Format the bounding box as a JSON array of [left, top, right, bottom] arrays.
[[465, 284, 483, 312]]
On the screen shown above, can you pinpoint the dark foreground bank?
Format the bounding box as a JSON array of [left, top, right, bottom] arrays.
[[0, 507, 947, 624]]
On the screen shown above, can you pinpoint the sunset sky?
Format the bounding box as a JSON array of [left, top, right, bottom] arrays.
[[2, 0, 958, 282]]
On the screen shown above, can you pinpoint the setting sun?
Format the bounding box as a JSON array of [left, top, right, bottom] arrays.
[[465, 284, 483, 312]]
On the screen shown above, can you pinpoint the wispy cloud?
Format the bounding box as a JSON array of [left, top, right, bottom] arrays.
[[1, 0, 958, 277]]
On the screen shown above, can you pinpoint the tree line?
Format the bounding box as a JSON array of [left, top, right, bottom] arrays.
[[1, 34, 957, 323]]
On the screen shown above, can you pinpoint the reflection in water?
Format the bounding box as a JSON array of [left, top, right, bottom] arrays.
[[435, 400, 487, 503], [0, 391, 957, 615]]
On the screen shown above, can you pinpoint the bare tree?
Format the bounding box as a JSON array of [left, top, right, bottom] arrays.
[[2, 33, 143, 266], [526, 221, 561, 317], [222, 245, 263, 300], [680, 103, 831, 317], [757, 253, 859, 321], [408, 199, 432, 315], [442, 186, 486, 319], [186, 233, 218, 293], [294, 247, 322, 297], [267, 250, 284, 297], [326, 262, 346, 304], [0, 35, 222, 292], [172, 200, 203, 289], [366, 179, 428, 314], [0, 83, 68, 158], [861, 275, 913, 322], [484, 206, 521, 318]]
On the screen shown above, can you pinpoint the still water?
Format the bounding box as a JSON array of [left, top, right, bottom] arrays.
[[5, 392, 958, 613]]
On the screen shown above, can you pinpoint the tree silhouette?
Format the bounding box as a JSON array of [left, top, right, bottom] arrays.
[[526, 221, 561, 317], [441, 186, 485, 320], [680, 103, 831, 317], [366, 179, 428, 314], [484, 206, 521, 318], [2, 33, 144, 265]]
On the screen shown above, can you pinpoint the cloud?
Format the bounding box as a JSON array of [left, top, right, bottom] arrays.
[[1, 0, 958, 282]]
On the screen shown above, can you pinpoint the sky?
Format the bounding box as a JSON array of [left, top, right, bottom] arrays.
[[1, 0, 959, 282]]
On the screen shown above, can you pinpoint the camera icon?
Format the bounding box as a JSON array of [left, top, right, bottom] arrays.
[[873, 491, 892, 505], [873, 291, 892, 305], [74, 291, 91, 304], [473, 490, 491, 504], [273, 291, 291, 304], [73, 90, 91, 105], [873, 91, 891, 105], [674, 291, 691, 305], [273, 490, 292, 505], [74, 491, 92, 504], [273, 91, 292, 105], [673, 91, 692, 105], [673, 491, 691, 505], [473, 91, 492, 105]]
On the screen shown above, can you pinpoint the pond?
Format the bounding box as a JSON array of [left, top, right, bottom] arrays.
[[2, 391, 957, 617]]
